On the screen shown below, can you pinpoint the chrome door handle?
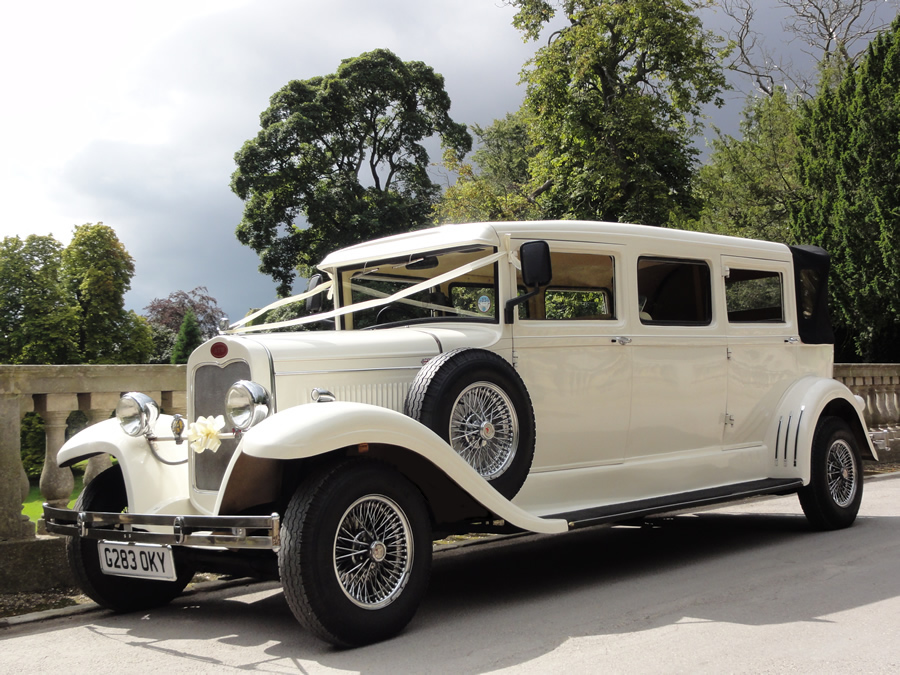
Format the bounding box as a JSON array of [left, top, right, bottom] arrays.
[[613, 336, 632, 345]]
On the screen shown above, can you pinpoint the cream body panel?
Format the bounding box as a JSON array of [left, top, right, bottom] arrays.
[[766, 376, 876, 482], [626, 337, 728, 463], [513, 331, 632, 469], [57, 416, 192, 516], [513, 443, 766, 517], [237, 401, 567, 534]]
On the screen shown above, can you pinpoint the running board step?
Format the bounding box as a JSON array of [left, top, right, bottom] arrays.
[[554, 478, 804, 530]]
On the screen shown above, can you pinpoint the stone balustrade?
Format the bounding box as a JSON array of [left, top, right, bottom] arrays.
[[833, 364, 900, 454], [0, 365, 185, 541], [0, 363, 897, 543]]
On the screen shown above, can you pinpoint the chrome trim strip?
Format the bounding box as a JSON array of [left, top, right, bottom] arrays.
[[794, 406, 804, 467], [775, 416, 783, 464], [783, 414, 793, 467], [43, 505, 281, 550], [275, 365, 423, 376]]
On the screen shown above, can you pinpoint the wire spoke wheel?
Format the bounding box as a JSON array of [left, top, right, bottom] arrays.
[[333, 495, 413, 610], [449, 381, 519, 479], [825, 439, 858, 508], [798, 416, 863, 530]]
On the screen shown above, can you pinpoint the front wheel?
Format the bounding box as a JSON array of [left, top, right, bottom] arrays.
[[279, 460, 432, 647], [798, 417, 863, 530], [66, 465, 194, 611]]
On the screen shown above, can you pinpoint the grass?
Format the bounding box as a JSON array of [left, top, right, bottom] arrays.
[[21, 474, 84, 523]]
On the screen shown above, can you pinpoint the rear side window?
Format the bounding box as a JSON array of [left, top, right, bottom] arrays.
[[725, 269, 784, 323], [637, 257, 711, 325]]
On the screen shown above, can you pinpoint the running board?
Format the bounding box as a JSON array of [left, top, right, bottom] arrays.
[[553, 478, 804, 530]]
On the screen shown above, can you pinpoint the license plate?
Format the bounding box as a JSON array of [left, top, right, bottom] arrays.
[[98, 541, 177, 581]]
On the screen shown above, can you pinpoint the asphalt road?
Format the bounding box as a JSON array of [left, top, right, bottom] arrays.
[[3, 474, 900, 674]]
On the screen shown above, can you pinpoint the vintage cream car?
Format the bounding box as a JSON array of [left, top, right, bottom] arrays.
[[45, 221, 877, 647]]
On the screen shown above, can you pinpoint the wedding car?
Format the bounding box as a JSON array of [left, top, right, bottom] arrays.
[[45, 220, 876, 647]]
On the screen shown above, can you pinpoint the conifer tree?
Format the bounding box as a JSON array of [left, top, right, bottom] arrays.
[[793, 19, 900, 361], [170, 309, 203, 364]]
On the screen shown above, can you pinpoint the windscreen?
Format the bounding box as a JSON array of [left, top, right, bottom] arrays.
[[336, 246, 498, 329]]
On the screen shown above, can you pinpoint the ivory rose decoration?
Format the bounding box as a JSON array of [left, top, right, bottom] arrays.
[[188, 415, 226, 453]]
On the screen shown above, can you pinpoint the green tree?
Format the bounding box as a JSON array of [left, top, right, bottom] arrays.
[[0, 235, 79, 364], [144, 286, 225, 338], [434, 110, 542, 223], [793, 20, 900, 362], [144, 286, 225, 362], [685, 89, 803, 241], [171, 309, 204, 364], [231, 48, 472, 296], [63, 222, 153, 364], [510, 0, 728, 224]]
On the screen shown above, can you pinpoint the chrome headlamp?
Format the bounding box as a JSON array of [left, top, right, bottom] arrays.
[[116, 392, 160, 437], [225, 380, 271, 431]]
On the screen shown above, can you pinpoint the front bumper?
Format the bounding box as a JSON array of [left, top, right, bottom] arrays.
[[43, 504, 280, 550]]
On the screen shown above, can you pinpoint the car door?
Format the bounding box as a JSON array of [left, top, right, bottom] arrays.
[[721, 256, 799, 454], [511, 242, 632, 473], [626, 255, 728, 485]]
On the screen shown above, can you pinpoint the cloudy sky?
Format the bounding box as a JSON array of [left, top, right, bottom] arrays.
[[0, 1, 890, 322]]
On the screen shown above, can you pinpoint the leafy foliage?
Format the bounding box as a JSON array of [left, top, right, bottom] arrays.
[[145, 286, 226, 338], [685, 89, 803, 242], [231, 48, 472, 296], [0, 235, 80, 364], [171, 309, 204, 364], [434, 111, 542, 223], [63, 223, 153, 364], [510, 0, 728, 224], [792, 19, 900, 361]]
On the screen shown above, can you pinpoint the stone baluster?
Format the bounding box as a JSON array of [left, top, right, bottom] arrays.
[[874, 379, 892, 434], [885, 376, 900, 450], [864, 381, 882, 429], [80, 392, 120, 485], [34, 394, 77, 535], [0, 394, 36, 540]]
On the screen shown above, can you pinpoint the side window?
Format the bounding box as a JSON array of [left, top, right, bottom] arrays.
[[517, 250, 616, 320], [725, 269, 784, 323], [637, 257, 711, 325]]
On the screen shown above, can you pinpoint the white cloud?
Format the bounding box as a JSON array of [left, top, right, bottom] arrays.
[[0, 0, 537, 320]]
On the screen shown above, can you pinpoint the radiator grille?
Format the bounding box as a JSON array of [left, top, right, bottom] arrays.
[[192, 361, 251, 491]]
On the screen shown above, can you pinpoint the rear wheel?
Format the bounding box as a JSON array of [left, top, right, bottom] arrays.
[[279, 460, 432, 647], [66, 465, 194, 611], [798, 417, 863, 530]]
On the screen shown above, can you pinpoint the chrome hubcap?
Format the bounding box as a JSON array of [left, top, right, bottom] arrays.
[[826, 439, 858, 508], [333, 495, 412, 609], [450, 381, 519, 479]]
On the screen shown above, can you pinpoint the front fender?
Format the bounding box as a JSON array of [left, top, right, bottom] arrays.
[[58, 416, 191, 515], [767, 376, 877, 484], [239, 401, 567, 534]]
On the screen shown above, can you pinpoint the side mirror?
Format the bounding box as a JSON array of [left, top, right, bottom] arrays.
[[519, 240, 552, 288], [306, 274, 324, 313], [505, 240, 552, 324]]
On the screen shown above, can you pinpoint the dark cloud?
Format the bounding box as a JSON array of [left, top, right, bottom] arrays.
[[57, 0, 534, 322], [55, 0, 898, 325]]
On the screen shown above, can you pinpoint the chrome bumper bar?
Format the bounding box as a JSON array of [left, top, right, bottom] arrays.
[[42, 504, 280, 550]]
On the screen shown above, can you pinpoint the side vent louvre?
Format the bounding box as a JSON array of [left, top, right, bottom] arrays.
[[332, 382, 411, 413], [774, 406, 805, 468]]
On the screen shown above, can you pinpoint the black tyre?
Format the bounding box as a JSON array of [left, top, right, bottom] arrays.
[[66, 465, 194, 611], [405, 348, 536, 499], [798, 416, 863, 530], [279, 460, 432, 647]]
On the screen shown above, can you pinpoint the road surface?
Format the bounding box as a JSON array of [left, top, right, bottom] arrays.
[[3, 474, 900, 673]]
